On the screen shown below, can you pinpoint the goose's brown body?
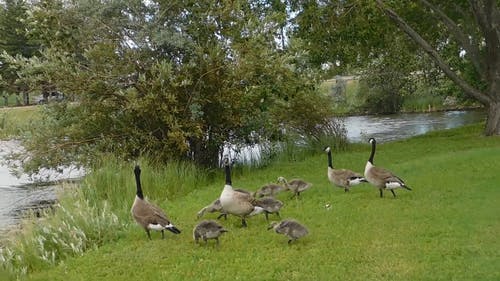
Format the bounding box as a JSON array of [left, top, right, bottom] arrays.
[[219, 159, 264, 227], [364, 138, 412, 198], [325, 146, 367, 192], [131, 166, 181, 239]]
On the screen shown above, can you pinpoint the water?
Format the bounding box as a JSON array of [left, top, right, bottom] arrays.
[[0, 184, 56, 230], [341, 110, 486, 143], [0, 110, 486, 230], [0, 140, 84, 231]]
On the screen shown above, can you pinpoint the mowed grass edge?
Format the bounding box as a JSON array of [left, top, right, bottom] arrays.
[[13, 123, 500, 281]]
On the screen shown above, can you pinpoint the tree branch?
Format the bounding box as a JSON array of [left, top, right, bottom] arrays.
[[419, 0, 485, 79], [375, 0, 491, 105]]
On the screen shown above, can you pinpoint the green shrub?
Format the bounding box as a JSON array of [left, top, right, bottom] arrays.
[[402, 89, 444, 112]]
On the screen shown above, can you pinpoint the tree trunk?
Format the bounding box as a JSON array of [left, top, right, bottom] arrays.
[[23, 92, 30, 105], [375, 0, 500, 136], [484, 102, 500, 136], [188, 136, 221, 168]]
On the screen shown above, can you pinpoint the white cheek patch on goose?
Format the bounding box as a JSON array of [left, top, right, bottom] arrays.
[[148, 223, 165, 230], [165, 223, 176, 229], [385, 182, 403, 189]]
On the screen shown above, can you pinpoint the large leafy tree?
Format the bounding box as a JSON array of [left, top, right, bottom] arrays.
[[0, 0, 39, 101], [6, 0, 337, 172], [293, 0, 500, 135]]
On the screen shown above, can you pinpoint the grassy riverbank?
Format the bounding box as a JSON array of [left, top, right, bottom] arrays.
[[1, 123, 496, 280], [0, 106, 41, 139]]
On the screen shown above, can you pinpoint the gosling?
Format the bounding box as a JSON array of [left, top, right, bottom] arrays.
[[255, 197, 284, 221], [254, 183, 287, 198], [196, 198, 227, 220], [268, 219, 309, 244], [193, 220, 228, 246], [277, 176, 312, 199]]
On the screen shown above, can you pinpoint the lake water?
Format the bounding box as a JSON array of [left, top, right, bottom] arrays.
[[0, 109, 486, 230]]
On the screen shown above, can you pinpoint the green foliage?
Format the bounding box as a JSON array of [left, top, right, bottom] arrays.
[[292, 0, 391, 74], [292, 0, 497, 129], [358, 79, 404, 115], [0, 157, 210, 278], [81, 157, 212, 215], [0, 0, 32, 56], [4, 0, 340, 173], [321, 79, 368, 115], [0, 0, 39, 93], [2, 123, 497, 280], [402, 90, 445, 112]]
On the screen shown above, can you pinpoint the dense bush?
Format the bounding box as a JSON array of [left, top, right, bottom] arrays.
[[4, 1, 343, 174]]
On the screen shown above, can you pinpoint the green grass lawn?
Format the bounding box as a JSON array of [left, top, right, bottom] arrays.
[[0, 106, 41, 139], [5, 123, 500, 281]]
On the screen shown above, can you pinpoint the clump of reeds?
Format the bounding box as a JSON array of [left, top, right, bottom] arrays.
[[0, 184, 126, 278]]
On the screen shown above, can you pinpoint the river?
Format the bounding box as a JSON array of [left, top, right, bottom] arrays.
[[0, 140, 84, 231], [0, 109, 486, 230], [341, 109, 486, 143]]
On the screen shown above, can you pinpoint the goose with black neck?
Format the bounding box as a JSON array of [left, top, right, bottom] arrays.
[[364, 138, 412, 198], [131, 165, 181, 239]]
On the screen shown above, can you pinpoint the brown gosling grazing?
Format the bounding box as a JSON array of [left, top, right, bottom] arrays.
[[196, 198, 227, 220], [254, 197, 284, 221], [325, 146, 367, 192], [131, 165, 181, 240], [219, 158, 264, 227], [268, 219, 309, 244], [364, 138, 412, 198], [254, 183, 287, 198], [193, 220, 228, 246], [277, 176, 312, 199]]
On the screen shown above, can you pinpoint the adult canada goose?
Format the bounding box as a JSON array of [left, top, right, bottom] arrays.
[[254, 183, 287, 198], [196, 198, 227, 220], [131, 165, 181, 239], [193, 220, 228, 246], [364, 138, 412, 198], [255, 197, 284, 221], [268, 219, 309, 244], [219, 158, 264, 227], [277, 177, 312, 199], [325, 146, 367, 192]]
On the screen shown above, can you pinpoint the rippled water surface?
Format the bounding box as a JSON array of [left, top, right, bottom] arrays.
[[0, 140, 84, 230], [341, 110, 486, 143]]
